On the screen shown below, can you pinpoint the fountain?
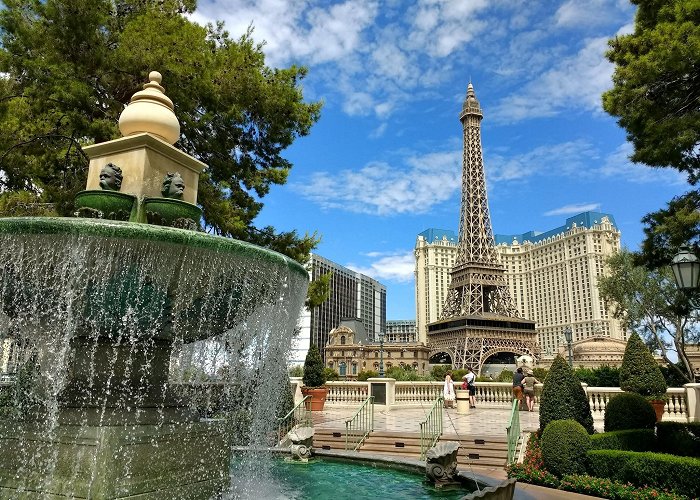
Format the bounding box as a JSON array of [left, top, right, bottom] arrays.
[[0, 71, 308, 498]]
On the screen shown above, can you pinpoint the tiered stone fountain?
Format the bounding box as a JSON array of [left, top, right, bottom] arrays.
[[0, 72, 308, 498]]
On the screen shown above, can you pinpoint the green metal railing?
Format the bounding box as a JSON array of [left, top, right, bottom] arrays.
[[419, 396, 443, 459], [277, 395, 313, 445], [506, 398, 521, 464], [345, 396, 374, 451]]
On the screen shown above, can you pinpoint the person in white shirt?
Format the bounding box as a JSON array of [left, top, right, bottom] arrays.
[[443, 372, 455, 408], [465, 367, 476, 408]]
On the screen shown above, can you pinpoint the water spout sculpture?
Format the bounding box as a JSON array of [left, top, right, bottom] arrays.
[[0, 71, 308, 499], [425, 441, 461, 488]]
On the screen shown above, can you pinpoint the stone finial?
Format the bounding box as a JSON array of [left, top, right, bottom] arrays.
[[118, 71, 180, 144]]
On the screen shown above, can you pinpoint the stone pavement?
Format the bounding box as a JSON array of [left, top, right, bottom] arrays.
[[311, 405, 602, 499]]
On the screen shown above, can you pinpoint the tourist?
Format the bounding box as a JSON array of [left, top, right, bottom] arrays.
[[512, 367, 524, 409], [465, 367, 476, 408], [443, 372, 455, 408], [522, 370, 540, 412]]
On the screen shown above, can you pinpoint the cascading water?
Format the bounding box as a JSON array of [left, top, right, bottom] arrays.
[[0, 217, 308, 498]]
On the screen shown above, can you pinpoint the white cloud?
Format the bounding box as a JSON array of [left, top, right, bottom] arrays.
[[555, 0, 623, 28], [598, 143, 687, 185], [347, 251, 415, 282], [490, 35, 614, 123], [544, 203, 601, 216], [291, 150, 460, 215]]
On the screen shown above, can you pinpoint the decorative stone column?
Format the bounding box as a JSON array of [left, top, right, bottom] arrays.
[[684, 383, 700, 422], [368, 377, 396, 407]]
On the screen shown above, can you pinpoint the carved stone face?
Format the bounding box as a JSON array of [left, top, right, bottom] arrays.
[[99, 164, 122, 191], [161, 172, 185, 199]]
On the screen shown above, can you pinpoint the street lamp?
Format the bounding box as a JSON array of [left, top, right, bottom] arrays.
[[563, 326, 573, 368], [671, 246, 700, 291], [378, 331, 385, 378]]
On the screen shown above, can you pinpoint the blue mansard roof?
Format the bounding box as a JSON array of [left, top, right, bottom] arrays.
[[418, 228, 458, 243], [493, 211, 618, 245]]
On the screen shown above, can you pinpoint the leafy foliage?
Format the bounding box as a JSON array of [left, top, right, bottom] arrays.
[[0, 0, 321, 262], [574, 366, 620, 387], [619, 332, 668, 398], [540, 420, 591, 477], [656, 422, 700, 457], [357, 370, 378, 381], [302, 344, 326, 388], [590, 429, 657, 452], [639, 191, 700, 270], [305, 271, 332, 309], [275, 383, 295, 420], [323, 367, 339, 382], [588, 449, 700, 499], [602, 0, 700, 183], [385, 365, 430, 381], [288, 365, 304, 377], [598, 250, 698, 383], [539, 356, 594, 434], [559, 474, 686, 500], [604, 392, 657, 432], [430, 364, 452, 381], [507, 433, 561, 488]]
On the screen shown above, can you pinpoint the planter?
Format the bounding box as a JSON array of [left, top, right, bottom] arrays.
[[143, 197, 202, 227], [455, 389, 470, 414], [74, 190, 135, 221], [301, 387, 328, 411], [650, 399, 665, 422]]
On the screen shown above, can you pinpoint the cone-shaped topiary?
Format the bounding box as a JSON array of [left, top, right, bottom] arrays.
[[619, 332, 667, 399], [539, 355, 594, 434], [302, 344, 327, 388]]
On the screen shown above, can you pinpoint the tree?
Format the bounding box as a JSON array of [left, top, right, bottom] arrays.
[[539, 356, 594, 434], [598, 249, 699, 382], [619, 332, 668, 398], [638, 191, 700, 270], [0, 0, 321, 262], [602, 0, 700, 183], [301, 344, 326, 388]]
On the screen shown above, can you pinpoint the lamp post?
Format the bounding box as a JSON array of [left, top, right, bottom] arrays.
[[378, 331, 385, 378], [563, 326, 573, 368], [671, 246, 700, 292]]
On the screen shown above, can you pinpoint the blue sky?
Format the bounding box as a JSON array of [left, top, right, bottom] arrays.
[[192, 0, 690, 320]]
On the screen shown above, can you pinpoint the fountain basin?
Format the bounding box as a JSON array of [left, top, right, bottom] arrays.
[[74, 190, 136, 220], [143, 197, 202, 226]]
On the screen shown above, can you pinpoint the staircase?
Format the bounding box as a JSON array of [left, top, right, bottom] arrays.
[[313, 429, 511, 469]]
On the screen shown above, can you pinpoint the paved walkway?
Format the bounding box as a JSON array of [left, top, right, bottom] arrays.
[[312, 405, 602, 499]]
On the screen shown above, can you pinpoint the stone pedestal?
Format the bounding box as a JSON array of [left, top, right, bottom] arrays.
[[455, 389, 470, 414], [684, 383, 700, 422], [0, 419, 232, 499], [368, 378, 396, 406]]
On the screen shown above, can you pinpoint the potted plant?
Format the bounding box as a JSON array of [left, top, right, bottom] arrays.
[[300, 344, 328, 411], [619, 332, 668, 421]]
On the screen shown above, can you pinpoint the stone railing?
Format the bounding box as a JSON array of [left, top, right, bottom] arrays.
[[290, 377, 700, 423], [586, 386, 689, 423]]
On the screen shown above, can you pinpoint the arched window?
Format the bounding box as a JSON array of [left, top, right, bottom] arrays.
[[340, 335, 346, 345], [352, 363, 357, 375], [339, 362, 346, 376]]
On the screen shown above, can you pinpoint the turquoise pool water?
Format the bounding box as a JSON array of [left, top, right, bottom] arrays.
[[228, 456, 480, 499]]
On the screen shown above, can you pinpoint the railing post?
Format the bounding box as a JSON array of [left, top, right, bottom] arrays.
[[684, 383, 700, 422]]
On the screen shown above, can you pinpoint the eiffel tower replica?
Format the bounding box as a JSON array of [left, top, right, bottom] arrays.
[[427, 83, 538, 375]]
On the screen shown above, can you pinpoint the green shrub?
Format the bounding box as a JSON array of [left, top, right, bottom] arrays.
[[559, 474, 686, 500], [323, 367, 339, 381], [604, 392, 657, 432], [539, 356, 594, 433], [540, 420, 591, 477], [276, 384, 295, 419], [506, 433, 560, 488], [587, 449, 700, 499], [430, 364, 451, 381], [590, 429, 656, 452], [357, 370, 378, 381], [288, 365, 304, 377], [302, 344, 326, 388], [496, 369, 513, 382], [619, 333, 667, 399], [656, 422, 700, 457]]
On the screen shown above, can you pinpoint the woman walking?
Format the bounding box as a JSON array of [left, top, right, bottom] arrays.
[[522, 370, 540, 412]]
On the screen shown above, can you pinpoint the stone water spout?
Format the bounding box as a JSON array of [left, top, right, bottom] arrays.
[[287, 426, 314, 462], [426, 441, 461, 487]]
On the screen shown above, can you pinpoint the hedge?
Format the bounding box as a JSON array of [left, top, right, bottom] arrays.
[[587, 449, 700, 499], [656, 422, 700, 458], [541, 420, 590, 477], [603, 392, 656, 432], [590, 429, 656, 452]]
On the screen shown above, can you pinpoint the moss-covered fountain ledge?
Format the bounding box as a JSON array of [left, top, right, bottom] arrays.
[[0, 71, 309, 499], [0, 217, 307, 278]]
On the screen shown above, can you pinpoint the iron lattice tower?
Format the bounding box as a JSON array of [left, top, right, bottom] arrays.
[[427, 84, 538, 374]]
